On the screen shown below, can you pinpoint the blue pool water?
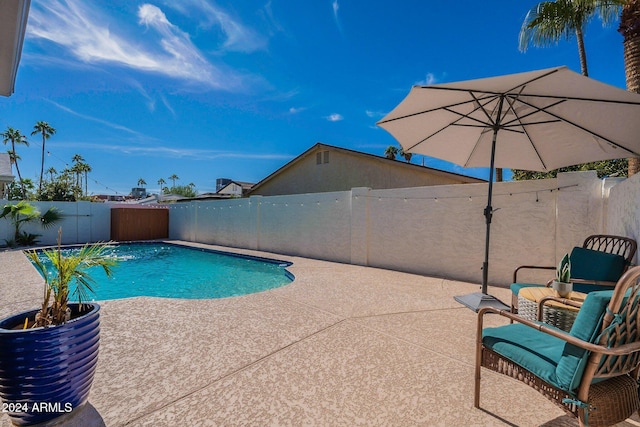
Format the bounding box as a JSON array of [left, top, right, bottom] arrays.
[[30, 243, 293, 301]]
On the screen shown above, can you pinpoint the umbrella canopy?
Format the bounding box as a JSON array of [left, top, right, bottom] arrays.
[[377, 66, 640, 172], [377, 66, 640, 311]]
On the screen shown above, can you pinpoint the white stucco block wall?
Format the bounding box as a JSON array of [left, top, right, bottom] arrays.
[[362, 178, 560, 286], [0, 201, 111, 246], [607, 172, 640, 266], [256, 191, 352, 262], [167, 171, 620, 287]]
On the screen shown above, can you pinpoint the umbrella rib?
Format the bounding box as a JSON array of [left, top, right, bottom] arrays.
[[404, 95, 500, 152], [514, 93, 640, 106], [501, 94, 549, 170], [515, 97, 640, 155], [377, 93, 498, 125]]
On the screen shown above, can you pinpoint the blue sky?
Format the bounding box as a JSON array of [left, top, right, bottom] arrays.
[[0, 0, 628, 195]]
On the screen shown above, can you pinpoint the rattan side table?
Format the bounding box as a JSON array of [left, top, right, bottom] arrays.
[[517, 287, 587, 332]]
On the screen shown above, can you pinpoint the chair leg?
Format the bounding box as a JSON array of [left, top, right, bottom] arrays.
[[510, 293, 518, 323], [474, 337, 483, 408], [511, 293, 518, 314], [474, 363, 481, 408]]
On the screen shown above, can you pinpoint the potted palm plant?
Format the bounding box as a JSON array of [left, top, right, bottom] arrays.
[[551, 253, 573, 298], [0, 229, 117, 426]]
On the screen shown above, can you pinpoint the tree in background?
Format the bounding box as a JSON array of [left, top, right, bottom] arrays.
[[516, 0, 627, 180], [6, 178, 35, 201], [46, 167, 57, 182], [168, 174, 179, 188], [71, 154, 85, 189], [137, 178, 147, 188], [384, 145, 398, 160], [31, 121, 56, 195], [81, 162, 92, 196], [1, 127, 29, 200], [512, 158, 628, 180], [165, 185, 196, 198], [520, 0, 622, 76], [619, 0, 640, 175], [398, 147, 413, 163], [39, 169, 79, 202], [157, 178, 166, 192]]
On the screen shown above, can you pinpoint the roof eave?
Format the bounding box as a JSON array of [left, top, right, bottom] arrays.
[[0, 0, 31, 97]]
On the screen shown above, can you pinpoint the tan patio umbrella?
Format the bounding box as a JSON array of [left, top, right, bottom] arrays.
[[377, 66, 640, 311]]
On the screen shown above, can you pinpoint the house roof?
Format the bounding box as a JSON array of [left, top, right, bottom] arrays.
[[0, 0, 30, 97], [217, 180, 254, 193], [249, 142, 485, 194]]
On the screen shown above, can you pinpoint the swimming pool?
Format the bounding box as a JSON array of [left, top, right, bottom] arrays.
[[29, 243, 293, 300]]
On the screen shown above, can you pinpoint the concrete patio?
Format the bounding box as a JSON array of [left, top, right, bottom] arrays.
[[1, 242, 639, 426]]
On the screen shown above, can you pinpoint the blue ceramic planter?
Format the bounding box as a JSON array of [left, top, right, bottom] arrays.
[[0, 303, 100, 426]]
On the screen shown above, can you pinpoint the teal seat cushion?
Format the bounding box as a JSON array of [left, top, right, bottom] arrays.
[[510, 282, 544, 296], [483, 291, 613, 393], [555, 290, 612, 391], [483, 323, 565, 387], [570, 247, 626, 282]]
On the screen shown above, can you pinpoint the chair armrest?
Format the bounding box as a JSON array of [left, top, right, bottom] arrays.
[[477, 307, 640, 356], [513, 265, 555, 282], [537, 295, 583, 321]]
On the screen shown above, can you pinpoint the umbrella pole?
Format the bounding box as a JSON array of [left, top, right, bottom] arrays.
[[482, 130, 497, 295], [453, 96, 509, 312]]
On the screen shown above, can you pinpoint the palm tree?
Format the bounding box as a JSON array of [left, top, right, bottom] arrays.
[[157, 178, 166, 192], [81, 162, 92, 196], [168, 174, 179, 188], [518, 0, 626, 179], [384, 145, 398, 160], [398, 148, 413, 163], [71, 154, 85, 190], [1, 127, 29, 200], [520, 0, 622, 76], [31, 121, 56, 195], [619, 0, 640, 175], [137, 178, 147, 188], [46, 167, 57, 181]]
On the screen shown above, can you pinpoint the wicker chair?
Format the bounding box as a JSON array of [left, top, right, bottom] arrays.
[[510, 234, 637, 314], [476, 266, 640, 427]]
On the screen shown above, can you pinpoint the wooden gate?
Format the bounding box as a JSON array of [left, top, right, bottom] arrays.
[[110, 207, 169, 241]]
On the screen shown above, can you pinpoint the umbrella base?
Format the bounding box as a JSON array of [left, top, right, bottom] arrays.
[[454, 292, 510, 312]]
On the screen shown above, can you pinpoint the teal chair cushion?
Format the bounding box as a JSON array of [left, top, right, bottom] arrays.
[[510, 247, 625, 297], [570, 247, 626, 282], [483, 291, 613, 392], [555, 290, 612, 391], [483, 323, 565, 387]]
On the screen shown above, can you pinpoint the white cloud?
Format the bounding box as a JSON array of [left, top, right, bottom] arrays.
[[46, 99, 146, 137], [56, 141, 294, 161], [365, 110, 385, 118], [161, 0, 267, 52], [27, 0, 244, 91], [332, 0, 343, 35], [326, 113, 344, 122], [415, 73, 438, 86], [289, 107, 306, 114]]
